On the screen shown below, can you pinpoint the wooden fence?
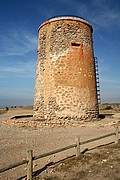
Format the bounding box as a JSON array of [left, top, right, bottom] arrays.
[[0, 126, 119, 180]]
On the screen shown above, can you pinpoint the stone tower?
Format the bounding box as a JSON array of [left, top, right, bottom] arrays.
[[34, 16, 99, 123]]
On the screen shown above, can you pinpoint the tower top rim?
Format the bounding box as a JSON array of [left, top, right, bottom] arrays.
[[38, 16, 93, 32]]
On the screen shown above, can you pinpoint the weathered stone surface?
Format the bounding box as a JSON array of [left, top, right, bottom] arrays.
[[34, 16, 99, 123]]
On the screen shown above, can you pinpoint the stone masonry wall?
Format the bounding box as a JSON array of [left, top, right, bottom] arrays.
[[34, 17, 99, 124]]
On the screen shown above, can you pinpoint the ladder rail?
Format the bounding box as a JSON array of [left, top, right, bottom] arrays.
[[94, 57, 101, 104]]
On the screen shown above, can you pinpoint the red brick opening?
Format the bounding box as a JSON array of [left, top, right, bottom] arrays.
[[71, 42, 80, 47]]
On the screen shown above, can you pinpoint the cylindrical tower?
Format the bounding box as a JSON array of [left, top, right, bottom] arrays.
[[34, 16, 99, 123]]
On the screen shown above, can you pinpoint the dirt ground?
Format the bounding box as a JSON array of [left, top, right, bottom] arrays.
[[35, 142, 120, 180], [0, 106, 120, 180]]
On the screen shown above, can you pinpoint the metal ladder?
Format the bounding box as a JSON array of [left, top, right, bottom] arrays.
[[94, 57, 101, 104]]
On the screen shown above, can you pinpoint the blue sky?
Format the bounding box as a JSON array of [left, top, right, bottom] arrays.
[[0, 0, 120, 107]]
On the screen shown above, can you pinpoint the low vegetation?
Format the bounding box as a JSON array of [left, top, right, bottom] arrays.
[[34, 142, 120, 180], [99, 103, 120, 112], [0, 107, 9, 115]]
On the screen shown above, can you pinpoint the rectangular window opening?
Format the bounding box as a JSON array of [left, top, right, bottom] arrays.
[[71, 42, 80, 47]]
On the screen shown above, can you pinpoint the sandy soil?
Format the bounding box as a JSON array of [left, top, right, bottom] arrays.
[[0, 108, 120, 180], [37, 142, 120, 180]]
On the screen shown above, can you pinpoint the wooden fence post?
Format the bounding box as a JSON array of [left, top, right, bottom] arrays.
[[27, 150, 33, 180], [75, 137, 80, 157], [115, 126, 119, 144]]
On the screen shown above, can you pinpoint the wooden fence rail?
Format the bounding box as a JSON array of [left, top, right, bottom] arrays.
[[33, 143, 76, 161], [0, 159, 28, 173], [80, 132, 115, 145], [0, 126, 120, 180]]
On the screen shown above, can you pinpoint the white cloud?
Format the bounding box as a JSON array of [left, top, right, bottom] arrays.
[[91, 10, 120, 28], [57, 0, 120, 28], [0, 26, 38, 56], [0, 60, 36, 78], [101, 77, 120, 84], [90, 0, 120, 28], [100, 75, 120, 103], [97, 58, 110, 73]]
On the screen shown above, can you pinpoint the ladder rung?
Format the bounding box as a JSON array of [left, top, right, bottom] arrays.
[[95, 57, 101, 102]]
